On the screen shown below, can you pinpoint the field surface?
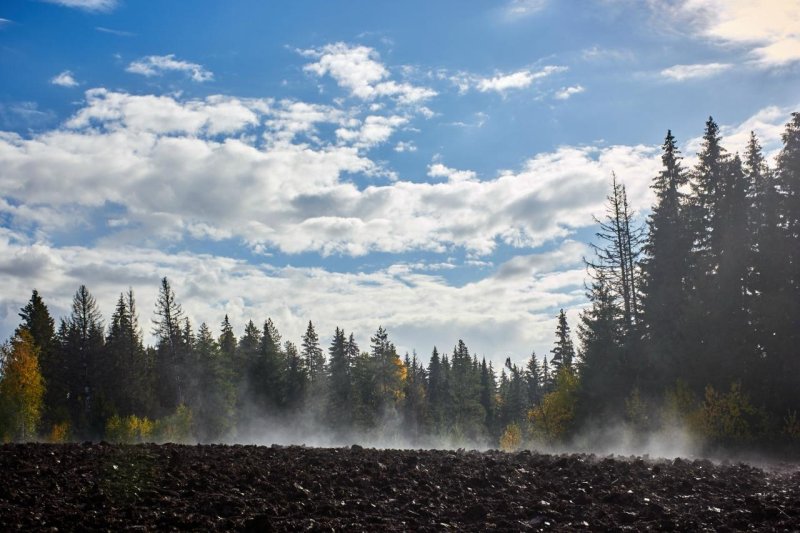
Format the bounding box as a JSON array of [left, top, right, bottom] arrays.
[[1, 443, 799, 531]]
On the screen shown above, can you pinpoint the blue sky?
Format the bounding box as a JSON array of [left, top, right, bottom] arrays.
[[0, 0, 798, 367]]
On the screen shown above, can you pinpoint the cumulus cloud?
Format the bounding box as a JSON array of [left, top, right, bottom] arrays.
[[43, 0, 117, 11], [660, 62, 733, 81], [0, 232, 588, 368], [656, 0, 800, 67], [554, 85, 585, 100], [0, 89, 662, 258], [394, 141, 417, 153], [126, 54, 214, 82], [301, 43, 436, 105], [427, 163, 478, 183], [50, 70, 79, 88]]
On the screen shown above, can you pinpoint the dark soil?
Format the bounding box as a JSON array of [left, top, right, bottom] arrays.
[[1, 443, 799, 531]]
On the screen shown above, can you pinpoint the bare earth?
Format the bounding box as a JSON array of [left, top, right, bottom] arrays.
[[1, 443, 798, 531]]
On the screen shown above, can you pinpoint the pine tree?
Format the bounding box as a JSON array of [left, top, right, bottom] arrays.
[[550, 310, 575, 375]]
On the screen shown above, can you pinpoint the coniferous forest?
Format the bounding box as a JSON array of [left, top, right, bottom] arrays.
[[1, 113, 800, 454]]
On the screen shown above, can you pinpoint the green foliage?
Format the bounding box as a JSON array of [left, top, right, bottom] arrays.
[[696, 382, 759, 445], [499, 423, 522, 451], [529, 368, 578, 444], [153, 404, 194, 443], [105, 414, 154, 443]]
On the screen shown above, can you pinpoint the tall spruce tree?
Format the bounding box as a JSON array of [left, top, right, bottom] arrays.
[[17, 291, 59, 428], [775, 112, 800, 412], [641, 130, 692, 391], [550, 310, 575, 375], [151, 277, 186, 413], [326, 327, 352, 429]]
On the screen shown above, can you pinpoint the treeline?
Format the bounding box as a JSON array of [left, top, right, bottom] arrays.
[[576, 113, 800, 450], [0, 279, 573, 446], [1, 112, 799, 452]]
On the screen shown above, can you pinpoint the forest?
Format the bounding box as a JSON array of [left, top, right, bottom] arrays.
[[0, 112, 799, 454]]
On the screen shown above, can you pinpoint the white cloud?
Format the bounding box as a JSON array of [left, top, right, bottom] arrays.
[[50, 70, 79, 88], [301, 43, 436, 105], [0, 88, 662, 258], [394, 141, 417, 153], [427, 163, 478, 183], [506, 0, 547, 18], [455, 66, 567, 95], [43, 0, 117, 11], [658, 0, 800, 67], [95, 26, 135, 37], [0, 18, 12, 27], [0, 234, 588, 369], [126, 54, 213, 82], [554, 85, 585, 100], [660, 62, 733, 81], [336, 115, 408, 149]]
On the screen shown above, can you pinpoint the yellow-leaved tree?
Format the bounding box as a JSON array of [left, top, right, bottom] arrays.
[[0, 329, 45, 441], [529, 368, 578, 444]]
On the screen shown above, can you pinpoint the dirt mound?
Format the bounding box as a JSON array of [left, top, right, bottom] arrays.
[[1, 443, 798, 530]]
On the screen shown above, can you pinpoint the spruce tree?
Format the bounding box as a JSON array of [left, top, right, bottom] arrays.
[[301, 321, 325, 387], [550, 309, 575, 375], [152, 277, 186, 413], [326, 327, 352, 429], [641, 130, 692, 391], [17, 291, 58, 428]]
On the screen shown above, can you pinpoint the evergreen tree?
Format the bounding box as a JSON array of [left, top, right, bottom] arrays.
[[192, 323, 235, 441], [152, 277, 186, 413], [587, 174, 643, 335], [447, 340, 485, 440], [524, 351, 542, 407], [427, 347, 446, 433], [775, 112, 800, 412], [576, 271, 625, 420], [641, 130, 693, 391], [253, 318, 285, 411], [283, 341, 307, 411], [105, 290, 149, 417], [550, 310, 575, 374], [480, 358, 497, 438], [59, 285, 105, 436], [326, 327, 352, 429], [370, 326, 404, 415], [301, 321, 325, 387], [17, 290, 59, 428]]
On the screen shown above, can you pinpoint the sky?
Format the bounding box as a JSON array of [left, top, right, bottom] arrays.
[[0, 0, 798, 368]]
